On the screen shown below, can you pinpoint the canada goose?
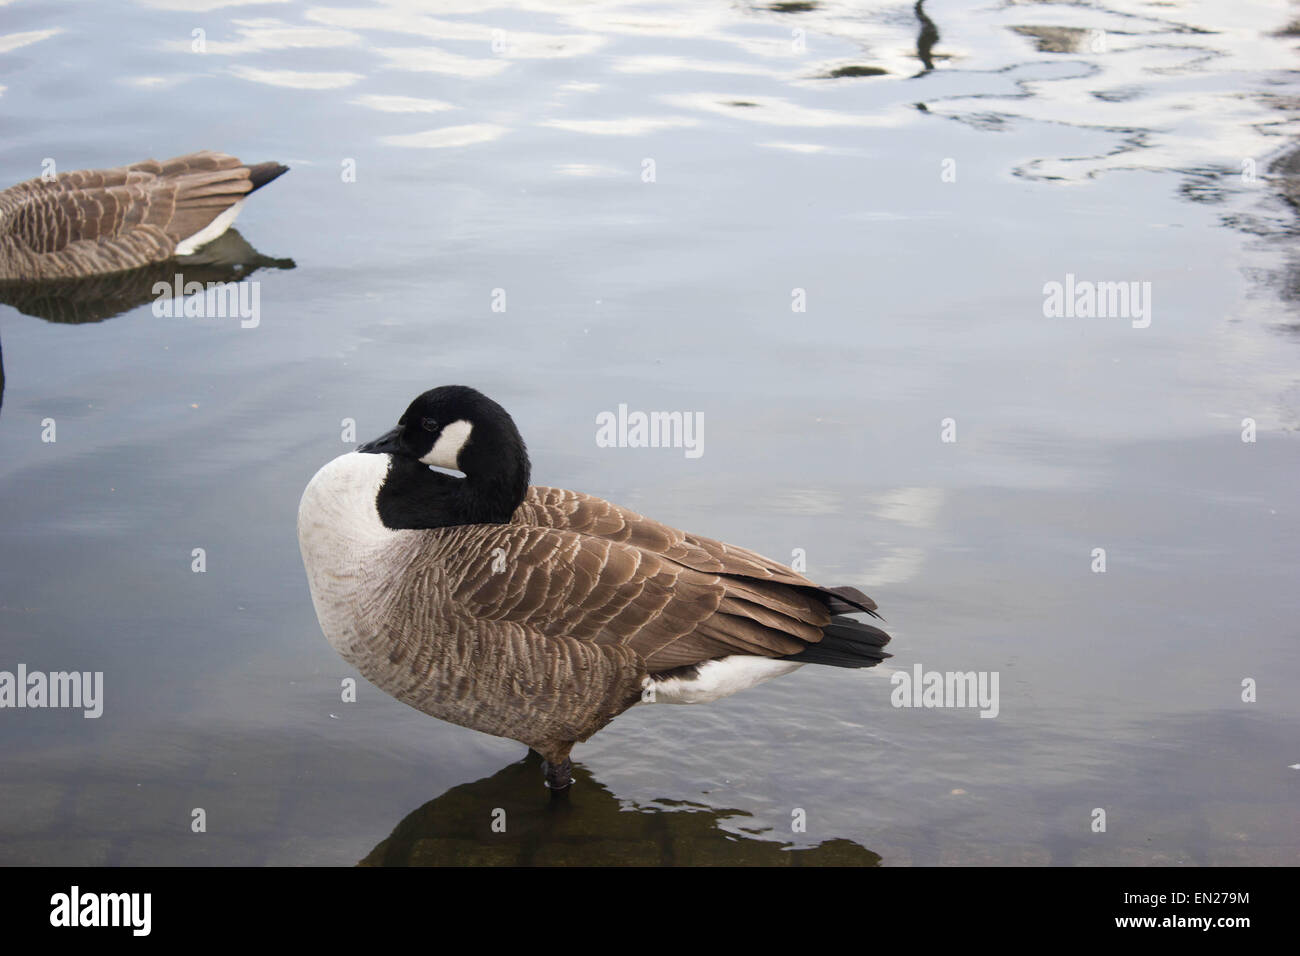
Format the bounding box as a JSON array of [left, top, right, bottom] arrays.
[[0, 151, 288, 281], [298, 386, 892, 791]]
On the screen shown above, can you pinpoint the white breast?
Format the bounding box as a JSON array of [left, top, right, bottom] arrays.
[[297, 451, 395, 548], [297, 452, 406, 654], [645, 656, 803, 705]]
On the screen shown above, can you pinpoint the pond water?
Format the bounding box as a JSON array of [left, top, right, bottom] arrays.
[[0, 0, 1297, 865]]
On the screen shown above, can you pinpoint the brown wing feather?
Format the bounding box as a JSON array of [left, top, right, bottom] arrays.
[[517, 487, 819, 585], [0, 151, 278, 280], [516, 486, 878, 616], [439, 514, 835, 673], [350, 527, 647, 750]]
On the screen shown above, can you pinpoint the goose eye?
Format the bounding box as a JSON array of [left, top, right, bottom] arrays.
[[421, 418, 439, 433]]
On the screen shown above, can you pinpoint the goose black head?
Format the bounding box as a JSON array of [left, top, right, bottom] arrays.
[[358, 385, 530, 528]]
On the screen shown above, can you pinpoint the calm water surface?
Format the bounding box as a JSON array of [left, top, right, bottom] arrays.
[[1, 0, 1298, 865]]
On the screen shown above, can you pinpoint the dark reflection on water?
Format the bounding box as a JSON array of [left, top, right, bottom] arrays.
[[914, 1, 939, 75], [0, 228, 292, 414], [361, 752, 880, 866], [1261, 143, 1300, 332], [0, 229, 294, 326]]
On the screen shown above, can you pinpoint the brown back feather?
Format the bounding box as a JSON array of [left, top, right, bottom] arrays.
[[426, 487, 879, 672], [0, 150, 283, 280]]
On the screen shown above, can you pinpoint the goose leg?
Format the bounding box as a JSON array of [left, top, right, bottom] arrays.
[[538, 744, 575, 790]]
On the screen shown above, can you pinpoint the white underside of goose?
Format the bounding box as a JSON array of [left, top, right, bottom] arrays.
[[175, 199, 244, 256], [644, 657, 803, 705]]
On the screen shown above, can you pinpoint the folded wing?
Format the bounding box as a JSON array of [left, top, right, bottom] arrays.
[[0, 151, 286, 280], [433, 488, 887, 672]]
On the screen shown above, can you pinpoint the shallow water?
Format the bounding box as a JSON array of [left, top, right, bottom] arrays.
[[0, 0, 1298, 865]]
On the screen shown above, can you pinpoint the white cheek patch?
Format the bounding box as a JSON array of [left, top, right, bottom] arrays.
[[420, 419, 473, 469]]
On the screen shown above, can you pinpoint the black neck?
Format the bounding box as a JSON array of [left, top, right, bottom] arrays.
[[375, 455, 529, 530]]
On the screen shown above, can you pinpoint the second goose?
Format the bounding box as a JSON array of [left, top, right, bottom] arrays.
[[0, 150, 287, 281], [298, 386, 892, 790]]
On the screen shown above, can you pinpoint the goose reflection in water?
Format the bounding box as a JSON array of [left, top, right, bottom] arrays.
[[0, 228, 293, 414], [360, 751, 881, 866], [0, 227, 293, 325]]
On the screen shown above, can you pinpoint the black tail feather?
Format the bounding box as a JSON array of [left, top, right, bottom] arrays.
[[784, 615, 892, 669], [247, 161, 289, 192], [814, 584, 884, 620]]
